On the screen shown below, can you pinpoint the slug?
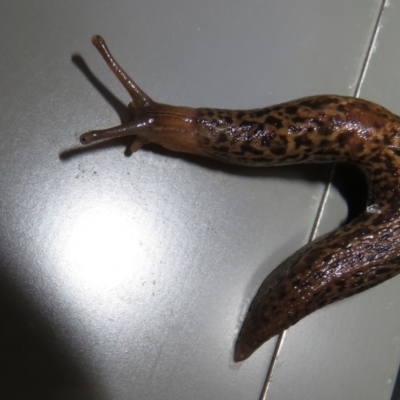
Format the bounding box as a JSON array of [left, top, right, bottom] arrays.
[[79, 35, 400, 363]]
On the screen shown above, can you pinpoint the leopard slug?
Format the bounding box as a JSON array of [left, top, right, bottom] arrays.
[[79, 35, 400, 362]]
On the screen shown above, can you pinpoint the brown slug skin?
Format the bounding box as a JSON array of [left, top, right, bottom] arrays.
[[79, 36, 400, 362]]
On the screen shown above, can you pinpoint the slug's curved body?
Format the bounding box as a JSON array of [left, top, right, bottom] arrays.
[[79, 36, 400, 362]]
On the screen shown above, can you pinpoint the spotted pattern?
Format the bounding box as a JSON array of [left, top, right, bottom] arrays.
[[193, 95, 400, 361]]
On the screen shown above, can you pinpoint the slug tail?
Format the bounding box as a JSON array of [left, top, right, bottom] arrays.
[[234, 210, 400, 362]]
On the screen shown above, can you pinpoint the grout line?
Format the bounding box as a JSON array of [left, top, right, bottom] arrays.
[[258, 164, 334, 400], [354, 0, 387, 97], [257, 1, 387, 399], [258, 331, 286, 400], [307, 165, 336, 243]]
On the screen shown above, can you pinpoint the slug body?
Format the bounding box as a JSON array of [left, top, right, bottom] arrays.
[[80, 36, 400, 362]]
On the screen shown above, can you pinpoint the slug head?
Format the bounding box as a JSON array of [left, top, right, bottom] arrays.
[[79, 35, 201, 156]]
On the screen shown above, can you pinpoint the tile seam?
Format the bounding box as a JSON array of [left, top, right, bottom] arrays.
[[257, 1, 388, 399]]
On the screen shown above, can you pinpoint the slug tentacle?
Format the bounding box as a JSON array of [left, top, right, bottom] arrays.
[[91, 35, 154, 109], [78, 36, 400, 363], [80, 118, 154, 146]]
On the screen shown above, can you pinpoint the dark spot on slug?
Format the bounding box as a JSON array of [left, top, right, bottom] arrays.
[[319, 139, 330, 148], [240, 142, 263, 156], [299, 99, 313, 108], [285, 105, 298, 115], [292, 116, 307, 124], [212, 146, 229, 153], [391, 147, 400, 157], [254, 109, 267, 118], [376, 267, 392, 275], [265, 115, 283, 129], [252, 157, 274, 163], [216, 133, 228, 143], [224, 116, 233, 124], [353, 143, 365, 153], [294, 135, 313, 149], [279, 154, 303, 162], [369, 154, 382, 164], [318, 299, 328, 307], [251, 149, 264, 156], [337, 132, 352, 147], [269, 142, 286, 156], [319, 127, 333, 137]]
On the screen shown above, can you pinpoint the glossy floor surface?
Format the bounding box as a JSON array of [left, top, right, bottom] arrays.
[[1, 0, 400, 399]]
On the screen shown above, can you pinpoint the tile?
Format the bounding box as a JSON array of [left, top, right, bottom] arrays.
[[0, 0, 389, 399]]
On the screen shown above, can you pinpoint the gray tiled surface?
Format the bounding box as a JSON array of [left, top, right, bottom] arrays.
[[0, 0, 399, 399]]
